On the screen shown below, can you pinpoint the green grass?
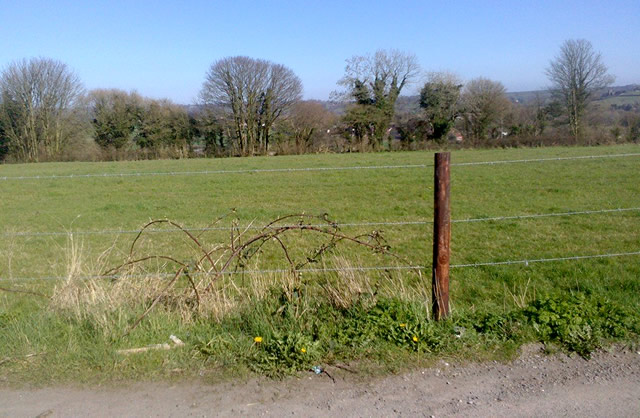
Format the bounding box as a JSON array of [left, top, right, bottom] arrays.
[[1, 144, 639, 384]]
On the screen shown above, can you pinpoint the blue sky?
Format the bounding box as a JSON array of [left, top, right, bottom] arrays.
[[1, 0, 638, 103]]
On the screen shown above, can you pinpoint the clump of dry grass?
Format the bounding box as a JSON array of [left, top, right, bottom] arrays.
[[321, 256, 430, 315], [197, 271, 302, 322], [504, 277, 536, 309], [50, 234, 156, 330], [50, 233, 304, 328], [321, 256, 377, 310], [0, 229, 23, 279]]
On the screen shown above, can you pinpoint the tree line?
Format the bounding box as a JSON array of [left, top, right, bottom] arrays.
[[0, 39, 638, 163]]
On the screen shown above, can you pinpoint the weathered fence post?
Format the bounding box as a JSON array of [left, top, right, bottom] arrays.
[[432, 152, 451, 320]]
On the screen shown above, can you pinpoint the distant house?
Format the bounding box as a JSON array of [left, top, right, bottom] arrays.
[[448, 129, 464, 143]]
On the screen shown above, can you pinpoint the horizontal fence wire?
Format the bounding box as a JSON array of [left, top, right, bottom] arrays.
[[2, 250, 639, 283], [451, 206, 640, 223], [1, 152, 639, 181], [0, 220, 430, 237], [3, 207, 639, 237], [450, 251, 640, 268], [450, 152, 640, 166], [0, 164, 428, 180], [0, 266, 424, 282]]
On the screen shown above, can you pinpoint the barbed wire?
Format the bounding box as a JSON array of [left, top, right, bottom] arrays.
[[0, 220, 430, 237], [3, 206, 638, 237], [0, 265, 424, 282], [0, 164, 428, 181], [450, 250, 640, 268], [2, 250, 639, 282], [1, 152, 638, 181], [451, 206, 640, 223], [450, 152, 640, 166]]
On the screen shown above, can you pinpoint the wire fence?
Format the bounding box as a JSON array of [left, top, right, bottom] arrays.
[[1, 150, 638, 283]]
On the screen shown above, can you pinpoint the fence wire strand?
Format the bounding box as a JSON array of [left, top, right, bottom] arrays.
[[450, 152, 640, 166], [2, 250, 639, 283], [0, 164, 428, 181], [451, 206, 640, 223], [3, 206, 639, 237], [1, 152, 639, 181], [450, 250, 640, 268], [1, 220, 430, 237]]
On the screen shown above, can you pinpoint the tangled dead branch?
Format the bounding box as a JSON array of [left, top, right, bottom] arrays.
[[103, 213, 414, 335]]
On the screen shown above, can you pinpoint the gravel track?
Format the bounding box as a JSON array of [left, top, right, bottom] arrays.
[[1, 345, 639, 417]]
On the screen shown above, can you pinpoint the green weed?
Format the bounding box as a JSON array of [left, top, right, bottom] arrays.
[[523, 293, 639, 357], [250, 332, 320, 378]]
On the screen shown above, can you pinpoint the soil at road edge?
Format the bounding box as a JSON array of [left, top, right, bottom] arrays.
[[1, 344, 639, 417]]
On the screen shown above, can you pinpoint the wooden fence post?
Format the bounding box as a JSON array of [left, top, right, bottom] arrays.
[[432, 152, 451, 320]]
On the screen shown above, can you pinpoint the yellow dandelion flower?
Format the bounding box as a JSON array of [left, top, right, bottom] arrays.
[[399, 323, 406, 328], [412, 336, 418, 342], [301, 347, 307, 353], [254, 336, 263, 343]]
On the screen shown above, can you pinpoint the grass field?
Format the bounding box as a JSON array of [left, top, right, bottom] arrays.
[[594, 89, 640, 108], [1, 144, 639, 383]]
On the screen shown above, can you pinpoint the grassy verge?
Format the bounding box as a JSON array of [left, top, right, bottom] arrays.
[[2, 269, 638, 384], [1, 144, 639, 384]]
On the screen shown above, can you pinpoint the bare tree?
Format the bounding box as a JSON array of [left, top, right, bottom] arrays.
[[0, 57, 84, 161], [284, 101, 337, 154], [335, 49, 420, 148], [546, 39, 614, 140], [460, 78, 511, 141], [199, 56, 302, 156]]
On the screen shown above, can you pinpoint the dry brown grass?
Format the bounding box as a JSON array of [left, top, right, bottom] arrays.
[[320, 256, 430, 315], [50, 234, 431, 331], [50, 233, 304, 327], [0, 232, 20, 279]]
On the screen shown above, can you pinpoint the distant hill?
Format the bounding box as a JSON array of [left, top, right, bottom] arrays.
[[593, 85, 640, 109], [506, 84, 640, 105], [318, 84, 640, 114], [184, 84, 639, 116]]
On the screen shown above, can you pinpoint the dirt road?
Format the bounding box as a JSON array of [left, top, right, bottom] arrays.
[[1, 345, 639, 417]]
